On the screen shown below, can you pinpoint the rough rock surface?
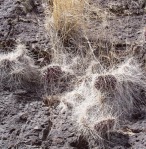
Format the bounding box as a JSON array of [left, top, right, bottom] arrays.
[[0, 0, 146, 149]]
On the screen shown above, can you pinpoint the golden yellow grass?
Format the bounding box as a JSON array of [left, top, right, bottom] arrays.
[[52, 0, 85, 36]]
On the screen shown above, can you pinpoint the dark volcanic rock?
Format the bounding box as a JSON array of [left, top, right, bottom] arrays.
[[0, 91, 52, 149]]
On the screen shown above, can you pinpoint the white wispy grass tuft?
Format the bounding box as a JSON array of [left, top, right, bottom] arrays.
[[57, 57, 146, 141], [0, 44, 40, 91]]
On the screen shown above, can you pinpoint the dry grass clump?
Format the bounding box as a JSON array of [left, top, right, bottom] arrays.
[[0, 44, 40, 91], [72, 101, 116, 139], [45, 0, 86, 45], [93, 58, 146, 120], [52, 0, 85, 36], [58, 77, 117, 140], [56, 57, 146, 142], [45, 0, 88, 60], [45, 0, 112, 58]]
